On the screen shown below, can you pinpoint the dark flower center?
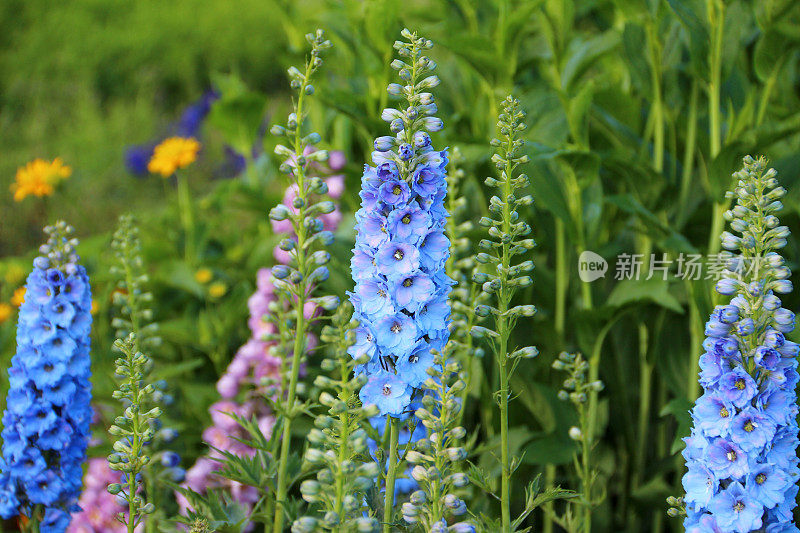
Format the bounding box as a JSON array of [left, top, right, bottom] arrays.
[[409, 354, 419, 363], [378, 289, 387, 298], [744, 420, 755, 432], [733, 501, 745, 512], [391, 323, 401, 334], [382, 384, 392, 396], [403, 278, 413, 287], [735, 378, 746, 390], [402, 215, 411, 224], [44, 363, 54, 373], [756, 473, 766, 484], [393, 185, 401, 195], [719, 407, 729, 418], [726, 450, 737, 462], [393, 249, 404, 260]]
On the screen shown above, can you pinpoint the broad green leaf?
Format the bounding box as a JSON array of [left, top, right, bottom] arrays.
[[560, 31, 620, 93], [666, 0, 710, 79], [607, 278, 684, 314]]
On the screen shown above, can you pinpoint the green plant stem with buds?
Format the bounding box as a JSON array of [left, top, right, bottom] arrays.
[[383, 416, 400, 533], [472, 96, 537, 533], [108, 215, 161, 532], [272, 31, 330, 533], [498, 110, 522, 533]]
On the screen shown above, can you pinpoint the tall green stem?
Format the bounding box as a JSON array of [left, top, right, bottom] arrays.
[[176, 172, 195, 265], [383, 416, 400, 533], [706, 0, 725, 257], [678, 82, 699, 227], [646, 21, 664, 174], [497, 140, 514, 533]]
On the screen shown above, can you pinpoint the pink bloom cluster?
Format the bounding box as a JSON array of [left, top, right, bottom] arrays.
[[179, 150, 345, 512], [67, 459, 129, 533]]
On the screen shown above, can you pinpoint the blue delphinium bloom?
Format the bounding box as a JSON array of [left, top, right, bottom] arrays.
[[682, 157, 799, 532], [0, 222, 92, 529], [349, 32, 451, 417]]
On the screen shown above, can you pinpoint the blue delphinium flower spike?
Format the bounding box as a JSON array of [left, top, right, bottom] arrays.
[[348, 28, 452, 417], [0, 221, 93, 529], [681, 157, 799, 532]]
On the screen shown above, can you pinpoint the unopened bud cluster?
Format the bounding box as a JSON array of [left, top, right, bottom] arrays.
[[471, 97, 537, 369], [107, 215, 165, 527], [401, 353, 474, 532], [292, 304, 381, 533]]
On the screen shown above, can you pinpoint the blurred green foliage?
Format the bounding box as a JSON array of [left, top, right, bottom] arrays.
[[1, 0, 800, 530]]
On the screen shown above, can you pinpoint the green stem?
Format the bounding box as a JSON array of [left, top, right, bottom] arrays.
[[632, 324, 651, 491], [646, 21, 664, 173], [707, 0, 724, 160], [383, 416, 400, 533], [678, 81, 699, 228], [497, 139, 514, 533], [579, 402, 591, 533], [554, 219, 567, 340], [706, 0, 725, 258], [176, 172, 195, 265]]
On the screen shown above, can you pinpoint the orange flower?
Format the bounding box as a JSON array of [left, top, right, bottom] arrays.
[[10, 158, 72, 202], [11, 287, 25, 307], [194, 268, 213, 284], [0, 303, 11, 324], [148, 137, 201, 177]]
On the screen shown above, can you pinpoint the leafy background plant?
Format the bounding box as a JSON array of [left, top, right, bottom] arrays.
[[1, 0, 799, 531]]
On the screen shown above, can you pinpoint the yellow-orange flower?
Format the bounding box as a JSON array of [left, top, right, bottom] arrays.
[[148, 137, 201, 177], [11, 287, 25, 307], [208, 282, 227, 299], [194, 268, 213, 284], [0, 303, 11, 324], [10, 158, 72, 202]]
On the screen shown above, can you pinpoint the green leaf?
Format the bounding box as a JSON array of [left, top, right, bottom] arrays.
[[753, 28, 791, 82], [622, 23, 651, 95], [520, 431, 578, 466], [607, 278, 684, 314], [560, 31, 620, 93], [660, 397, 693, 455], [666, 0, 710, 79], [207, 74, 267, 154]]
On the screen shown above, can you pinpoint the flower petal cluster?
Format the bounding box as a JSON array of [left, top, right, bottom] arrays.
[[0, 222, 93, 528], [126, 90, 218, 176], [147, 137, 201, 177], [349, 32, 451, 417], [67, 458, 128, 533], [683, 157, 799, 532], [10, 157, 72, 202]]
